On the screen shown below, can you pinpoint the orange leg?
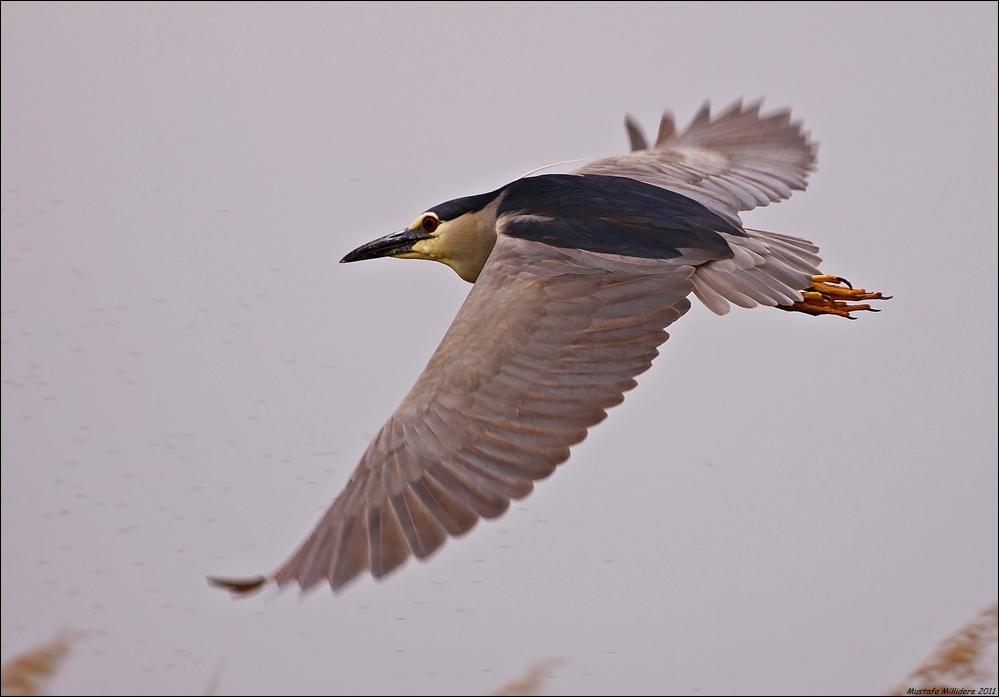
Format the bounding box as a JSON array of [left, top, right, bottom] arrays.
[[779, 275, 891, 319]]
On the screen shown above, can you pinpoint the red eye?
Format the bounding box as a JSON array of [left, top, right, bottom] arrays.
[[422, 216, 439, 232]]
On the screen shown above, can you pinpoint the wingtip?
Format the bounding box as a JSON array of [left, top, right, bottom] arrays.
[[207, 574, 269, 598], [691, 101, 711, 125], [742, 97, 763, 115], [624, 114, 648, 152], [654, 110, 676, 147]]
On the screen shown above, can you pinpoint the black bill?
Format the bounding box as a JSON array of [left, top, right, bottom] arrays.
[[340, 228, 430, 263]]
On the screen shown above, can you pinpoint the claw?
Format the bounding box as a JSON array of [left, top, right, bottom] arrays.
[[780, 275, 890, 318]]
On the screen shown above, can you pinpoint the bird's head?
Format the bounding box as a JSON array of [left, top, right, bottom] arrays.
[[340, 188, 503, 283]]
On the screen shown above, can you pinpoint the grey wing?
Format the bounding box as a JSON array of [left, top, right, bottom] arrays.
[[271, 236, 697, 593], [583, 101, 824, 315], [578, 100, 817, 225]]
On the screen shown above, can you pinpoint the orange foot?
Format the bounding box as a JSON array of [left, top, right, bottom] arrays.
[[780, 275, 891, 319]]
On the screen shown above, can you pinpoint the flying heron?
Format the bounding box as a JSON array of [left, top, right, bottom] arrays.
[[210, 101, 887, 597]]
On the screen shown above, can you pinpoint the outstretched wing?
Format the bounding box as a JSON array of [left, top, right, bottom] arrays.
[[215, 236, 698, 594], [576, 100, 817, 225], [577, 101, 824, 315]]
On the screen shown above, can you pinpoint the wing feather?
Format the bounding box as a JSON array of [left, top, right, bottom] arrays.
[[410, 476, 477, 536], [330, 514, 369, 589], [391, 488, 448, 559]]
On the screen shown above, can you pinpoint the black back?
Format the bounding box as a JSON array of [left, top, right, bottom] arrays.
[[498, 174, 742, 259]]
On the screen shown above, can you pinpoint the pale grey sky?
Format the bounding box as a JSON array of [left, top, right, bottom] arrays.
[[2, 2, 997, 694]]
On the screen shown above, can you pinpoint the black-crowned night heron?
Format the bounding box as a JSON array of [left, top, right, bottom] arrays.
[[210, 101, 887, 597]]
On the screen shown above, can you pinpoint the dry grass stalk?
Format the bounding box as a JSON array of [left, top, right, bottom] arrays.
[[888, 602, 998, 694], [490, 657, 565, 696], [0, 630, 86, 697]]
